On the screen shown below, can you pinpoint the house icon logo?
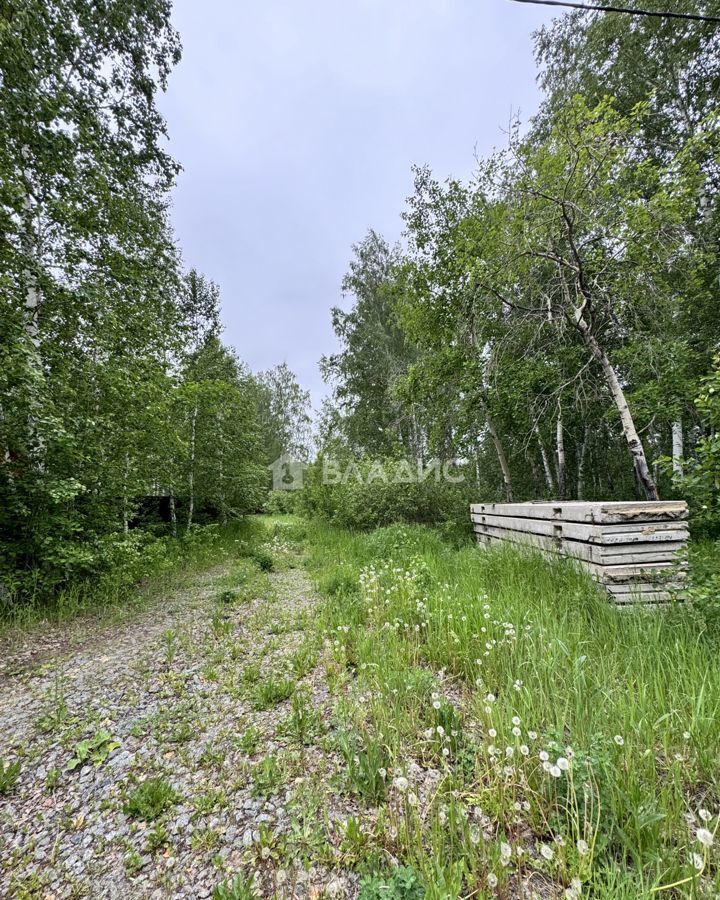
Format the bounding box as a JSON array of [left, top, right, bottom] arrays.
[[268, 454, 305, 491]]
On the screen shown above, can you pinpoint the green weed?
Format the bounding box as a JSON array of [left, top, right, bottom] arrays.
[[251, 674, 295, 710], [66, 729, 120, 770], [212, 872, 259, 900], [0, 758, 22, 794], [123, 777, 181, 820]]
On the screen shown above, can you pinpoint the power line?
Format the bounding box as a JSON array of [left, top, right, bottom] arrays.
[[508, 0, 720, 23]]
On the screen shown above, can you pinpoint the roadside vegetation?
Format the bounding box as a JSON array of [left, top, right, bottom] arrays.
[[1, 516, 718, 897], [303, 518, 720, 897]]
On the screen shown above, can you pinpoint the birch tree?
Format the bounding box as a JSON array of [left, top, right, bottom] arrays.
[[479, 99, 704, 500]]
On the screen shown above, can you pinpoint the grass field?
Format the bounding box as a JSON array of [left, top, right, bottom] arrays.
[[300, 517, 720, 897]]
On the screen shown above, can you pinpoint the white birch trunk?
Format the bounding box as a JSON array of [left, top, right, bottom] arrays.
[[186, 399, 197, 532], [577, 426, 589, 501], [169, 493, 177, 538], [671, 420, 684, 477], [576, 319, 659, 501], [555, 410, 566, 500], [122, 453, 130, 534], [479, 397, 513, 502], [534, 422, 555, 495]]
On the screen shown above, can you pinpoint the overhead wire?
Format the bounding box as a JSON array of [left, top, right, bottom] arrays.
[[508, 0, 720, 24]]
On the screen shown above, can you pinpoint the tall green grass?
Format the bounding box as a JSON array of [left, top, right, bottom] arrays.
[[304, 520, 720, 897]]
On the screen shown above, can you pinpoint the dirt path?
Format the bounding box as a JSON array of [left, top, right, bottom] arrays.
[[0, 556, 351, 899]]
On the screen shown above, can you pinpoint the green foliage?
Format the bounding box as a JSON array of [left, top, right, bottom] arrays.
[[238, 726, 261, 755], [66, 730, 120, 771], [0, 0, 184, 598], [256, 362, 312, 465], [251, 548, 274, 572], [280, 689, 324, 744], [251, 754, 283, 797], [145, 823, 170, 853], [337, 726, 390, 806], [251, 674, 295, 710], [124, 849, 146, 876], [668, 354, 720, 534], [299, 456, 476, 531], [0, 758, 22, 795], [302, 518, 720, 894], [315, 5, 720, 517], [265, 490, 300, 515], [123, 778, 181, 821], [44, 767, 60, 793], [358, 866, 425, 900], [685, 540, 720, 635], [289, 641, 319, 678], [212, 872, 259, 900]]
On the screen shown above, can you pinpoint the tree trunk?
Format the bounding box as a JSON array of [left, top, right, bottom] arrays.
[[218, 410, 228, 526], [479, 397, 513, 501], [672, 419, 683, 477], [576, 426, 589, 500], [122, 453, 130, 534], [21, 152, 41, 347], [169, 493, 177, 538], [576, 321, 659, 501], [218, 450, 227, 526], [528, 455, 542, 497], [534, 422, 556, 496], [555, 409, 566, 500], [186, 399, 197, 532]]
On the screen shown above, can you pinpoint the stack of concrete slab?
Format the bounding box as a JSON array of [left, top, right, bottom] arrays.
[[470, 501, 688, 605]]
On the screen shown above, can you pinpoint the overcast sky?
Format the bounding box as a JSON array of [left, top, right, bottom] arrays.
[[159, 0, 558, 408]]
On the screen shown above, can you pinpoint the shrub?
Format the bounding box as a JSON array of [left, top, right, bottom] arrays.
[[298, 456, 477, 532], [251, 548, 274, 571], [265, 490, 300, 515]]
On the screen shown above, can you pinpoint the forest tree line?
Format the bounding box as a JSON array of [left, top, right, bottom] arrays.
[[0, 2, 311, 601], [314, 2, 720, 533]]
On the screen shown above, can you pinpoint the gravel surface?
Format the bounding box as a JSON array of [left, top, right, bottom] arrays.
[[0, 559, 355, 899]]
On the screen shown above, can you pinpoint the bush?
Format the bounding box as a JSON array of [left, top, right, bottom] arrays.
[[265, 490, 300, 514], [298, 456, 477, 532], [685, 540, 720, 636]]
